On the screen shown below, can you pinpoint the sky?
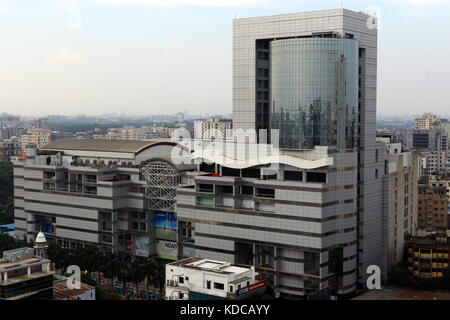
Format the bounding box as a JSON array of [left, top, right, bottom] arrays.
[[0, 0, 449, 117]]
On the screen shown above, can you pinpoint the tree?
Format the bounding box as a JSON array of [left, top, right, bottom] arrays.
[[103, 252, 120, 292], [129, 257, 146, 297], [144, 258, 157, 298], [118, 258, 131, 297], [441, 266, 450, 289], [151, 260, 166, 299], [390, 265, 412, 286]]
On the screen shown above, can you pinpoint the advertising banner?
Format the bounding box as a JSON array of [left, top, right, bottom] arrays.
[[182, 246, 195, 257], [236, 280, 267, 297], [135, 235, 149, 257], [155, 239, 177, 260], [155, 211, 177, 242]]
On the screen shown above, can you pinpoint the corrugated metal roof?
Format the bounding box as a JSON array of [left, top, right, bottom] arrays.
[[53, 280, 95, 299], [41, 139, 169, 154]]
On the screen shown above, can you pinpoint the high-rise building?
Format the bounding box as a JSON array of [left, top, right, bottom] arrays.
[[381, 145, 419, 279], [176, 9, 385, 299]]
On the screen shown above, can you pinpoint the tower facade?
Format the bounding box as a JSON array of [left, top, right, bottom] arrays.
[[232, 9, 385, 288]]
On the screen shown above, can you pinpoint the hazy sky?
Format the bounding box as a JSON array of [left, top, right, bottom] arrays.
[[0, 0, 449, 117]]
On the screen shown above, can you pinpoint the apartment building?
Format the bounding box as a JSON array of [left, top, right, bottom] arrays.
[[0, 137, 21, 161], [165, 257, 264, 300], [424, 151, 447, 178], [13, 139, 193, 258], [406, 232, 450, 280], [414, 113, 439, 130], [20, 130, 50, 151], [30, 118, 49, 131], [194, 119, 233, 140], [381, 146, 419, 279], [418, 185, 448, 231]]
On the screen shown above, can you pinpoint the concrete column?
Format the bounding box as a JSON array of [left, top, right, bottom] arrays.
[[273, 246, 278, 287], [302, 169, 307, 182], [112, 210, 119, 254], [4, 272, 7, 283], [252, 243, 256, 267], [27, 267, 31, 276]]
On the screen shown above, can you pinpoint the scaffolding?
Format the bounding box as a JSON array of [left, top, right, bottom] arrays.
[[140, 159, 179, 211]]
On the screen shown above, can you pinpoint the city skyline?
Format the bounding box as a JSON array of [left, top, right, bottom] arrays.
[[0, 0, 449, 116]]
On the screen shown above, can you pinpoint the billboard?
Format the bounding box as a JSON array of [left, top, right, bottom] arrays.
[[155, 211, 177, 242], [236, 280, 267, 297], [182, 246, 195, 257], [135, 235, 149, 257], [155, 239, 177, 260]]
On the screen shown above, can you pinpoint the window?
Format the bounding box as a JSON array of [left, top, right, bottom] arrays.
[[206, 281, 211, 289], [304, 251, 320, 276], [179, 277, 184, 284], [375, 149, 379, 162], [306, 172, 326, 183], [242, 168, 260, 178], [214, 282, 224, 290], [255, 188, 274, 198], [284, 170, 302, 181], [241, 185, 254, 196], [197, 197, 214, 207], [230, 285, 234, 292], [375, 169, 378, 179]]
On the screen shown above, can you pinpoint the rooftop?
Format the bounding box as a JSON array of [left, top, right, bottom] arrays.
[[40, 138, 175, 154], [353, 286, 450, 300], [53, 280, 95, 300], [168, 257, 251, 276]]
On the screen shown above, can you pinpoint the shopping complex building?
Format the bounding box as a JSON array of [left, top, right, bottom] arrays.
[[12, 8, 397, 299], [13, 139, 193, 260]]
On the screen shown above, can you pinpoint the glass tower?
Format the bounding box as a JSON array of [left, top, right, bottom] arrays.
[[270, 38, 359, 150]]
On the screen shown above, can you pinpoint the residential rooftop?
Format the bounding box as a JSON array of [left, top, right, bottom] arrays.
[[53, 279, 95, 300], [168, 257, 250, 276]]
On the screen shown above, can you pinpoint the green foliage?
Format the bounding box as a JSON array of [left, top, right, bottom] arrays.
[[418, 175, 429, 184], [0, 232, 32, 255], [441, 266, 450, 289], [0, 161, 14, 224], [0, 161, 13, 200], [390, 265, 413, 286]]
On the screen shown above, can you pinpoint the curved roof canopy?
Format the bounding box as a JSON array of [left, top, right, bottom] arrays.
[[41, 139, 180, 155]]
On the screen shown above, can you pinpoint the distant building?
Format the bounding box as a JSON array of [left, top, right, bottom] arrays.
[[412, 128, 447, 152], [406, 231, 450, 280], [194, 119, 233, 140], [20, 130, 50, 151], [0, 137, 21, 161], [165, 257, 265, 300], [0, 233, 53, 300], [414, 113, 439, 130], [418, 185, 448, 231], [30, 118, 49, 131], [423, 151, 447, 178]]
